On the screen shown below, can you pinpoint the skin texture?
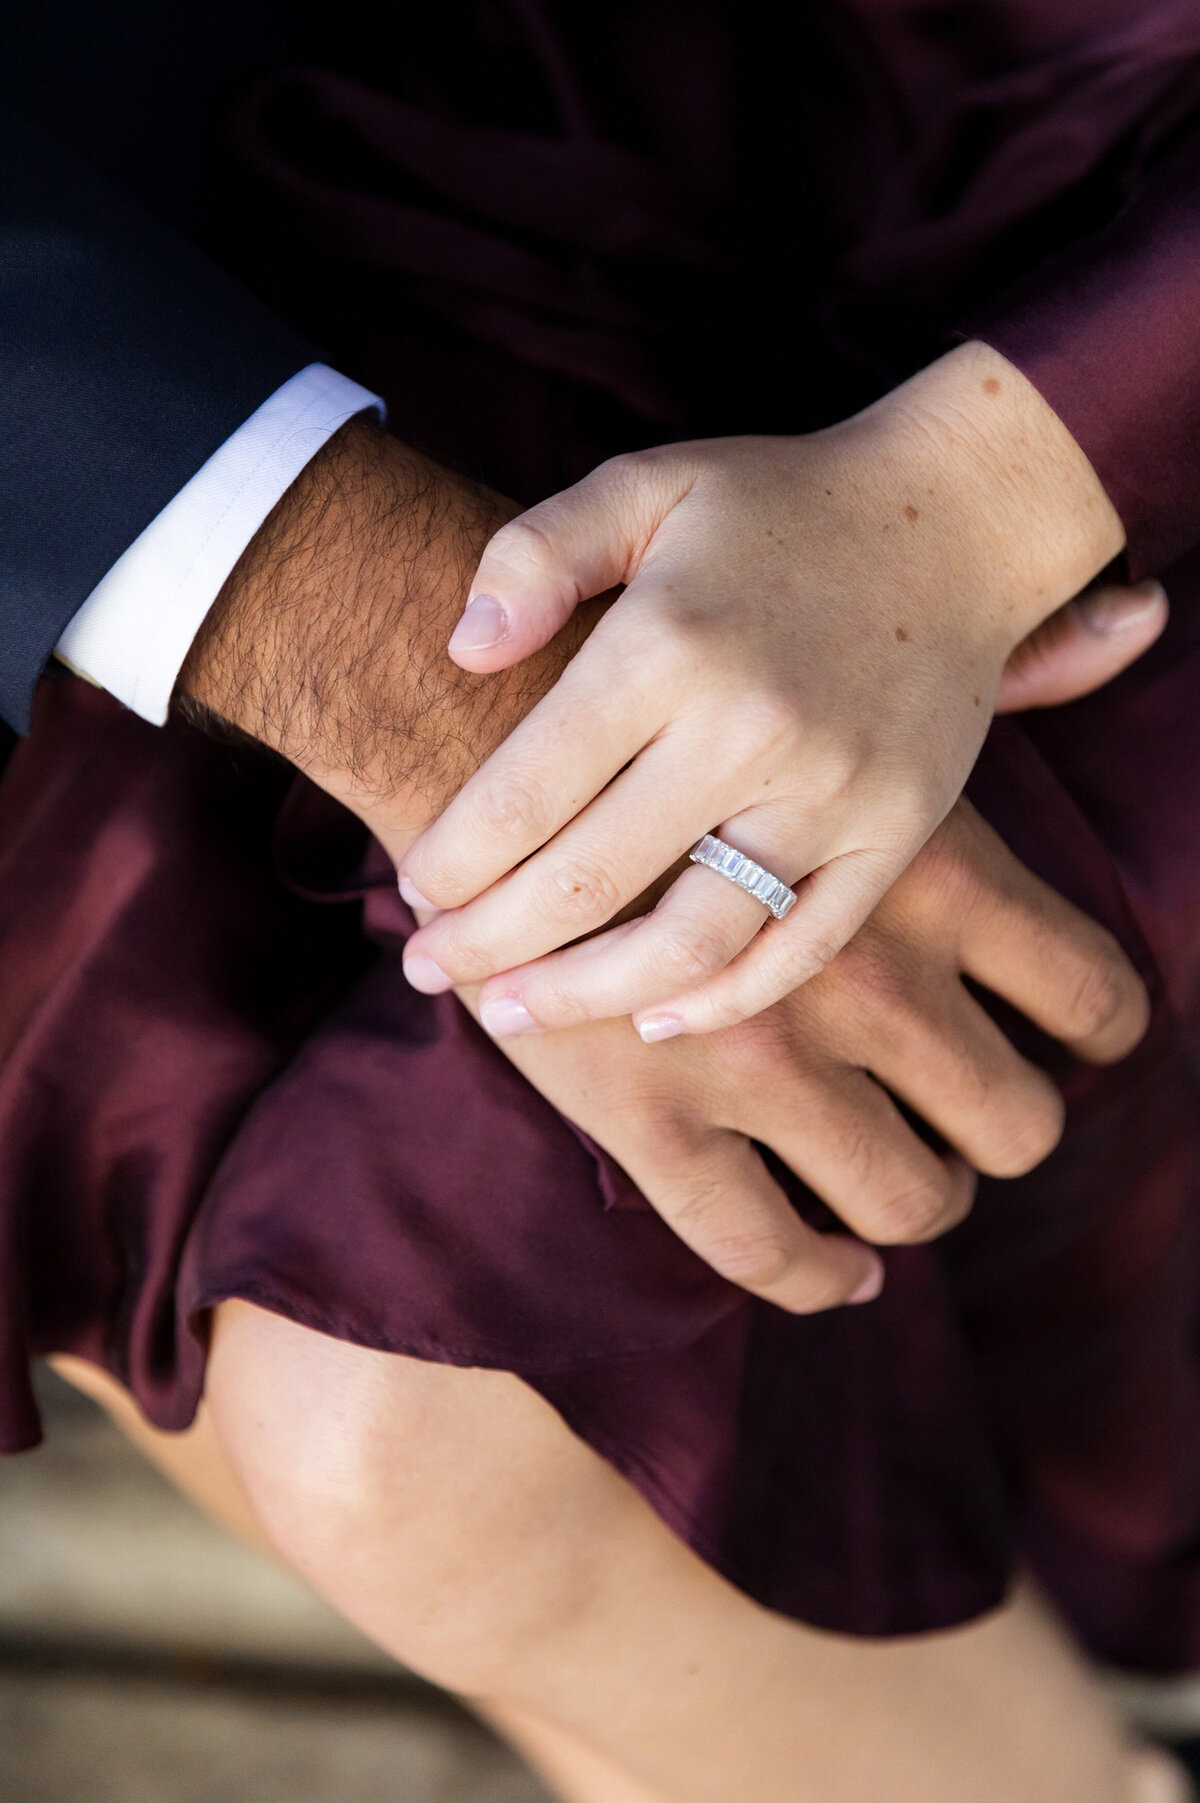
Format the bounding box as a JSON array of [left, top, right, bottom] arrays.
[[122, 410, 1189, 1795], [474, 797, 1148, 1311], [51, 1326, 1192, 1803], [396, 342, 1129, 1039], [179, 414, 1158, 1313]]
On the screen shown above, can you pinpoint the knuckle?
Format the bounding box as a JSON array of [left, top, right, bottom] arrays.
[[824, 743, 871, 807], [399, 853, 456, 910], [488, 514, 558, 575], [594, 448, 646, 486], [1063, 943, 1133, 1041], [536, 855, 623, 925], [432, 926, 499, 984], [808, 1094, 880, 1187], [868, 1176, 959, 1244], [981, 1090, 1066, 1178], [823, 939, 906, 1012], [634, 1106, 703, 1165], [597, 443, 687, 502], [787, 1264, 867, 1315], [721, 690, 802, 767], [649, 604, 720, 680], [900, 832, 982, 927], [656, 922, 730, 989], [795, 932, 847, 984], [473, 772, 553, 845], [665, 1173, 796, 1287], [693, 1221, 798, 1290], [714, 1016, 795, 1081]]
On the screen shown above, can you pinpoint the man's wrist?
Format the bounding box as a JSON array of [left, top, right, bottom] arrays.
[[177, 417, 604, 861], [177, 419, 501, 833]]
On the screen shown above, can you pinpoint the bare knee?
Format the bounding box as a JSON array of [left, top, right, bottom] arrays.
[[204, 1302, 632, 1692]]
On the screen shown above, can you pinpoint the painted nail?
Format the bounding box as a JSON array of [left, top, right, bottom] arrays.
[[398, 874, 436, 911], [848, 1255, 885, 1305], [637, 1014, 684, 1043], [480, 994, 540, 1037], [448, 593, 509, 653], [1082, 580, 1166, 633], [404, 954, 454, 995]]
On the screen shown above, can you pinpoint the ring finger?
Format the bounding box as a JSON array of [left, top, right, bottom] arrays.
[[404, 759, 813, 1000]]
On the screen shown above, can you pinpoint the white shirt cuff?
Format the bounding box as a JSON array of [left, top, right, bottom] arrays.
[[55, 363, 387, 725]]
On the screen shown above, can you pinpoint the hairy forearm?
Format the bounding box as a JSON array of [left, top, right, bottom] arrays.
[[178, 418, 599, 850]]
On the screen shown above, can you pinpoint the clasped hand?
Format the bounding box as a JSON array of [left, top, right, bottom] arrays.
[[186, 402, 1159, 1316], [463, 797, 1150, 1310], [399, 343, 1133, 1042]]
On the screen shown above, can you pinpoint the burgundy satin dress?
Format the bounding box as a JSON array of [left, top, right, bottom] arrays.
[[7, 0, 1200, 1673]]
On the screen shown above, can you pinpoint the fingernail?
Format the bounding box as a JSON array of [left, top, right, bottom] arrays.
[[448, 594, 509, 653], [637, 1015, 684, 1043], [398, 874, 436, 911], [848, 1254, 885, 1305], [404, 954, 454, 994], [479, 994, 540, 1037], [1082, 580, 1166, 633]]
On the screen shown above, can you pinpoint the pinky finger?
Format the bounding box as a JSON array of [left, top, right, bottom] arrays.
[[634, 847, 900, 1038], [619, 1124, 884, 1312]]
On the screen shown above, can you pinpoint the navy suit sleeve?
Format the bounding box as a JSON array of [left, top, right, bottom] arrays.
[[0, 108, 320, 731]]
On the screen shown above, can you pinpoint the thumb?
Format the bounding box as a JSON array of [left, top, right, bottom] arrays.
[[446, 455, 680, 673], [996, 580, 1167, 714]]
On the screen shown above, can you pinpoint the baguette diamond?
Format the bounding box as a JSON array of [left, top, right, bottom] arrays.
[[688, 834, 797, 920]]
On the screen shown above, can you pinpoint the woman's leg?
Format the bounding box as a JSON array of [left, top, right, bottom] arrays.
[[49, 1349, 678, 1803], [52, 1316, 1184, 1803], [49, 1352, 275, 1557], [200, 1298, 1159, 1803]]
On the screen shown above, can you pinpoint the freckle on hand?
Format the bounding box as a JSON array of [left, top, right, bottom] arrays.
[[973, 694, 981, 707], [904, 505, 919, 523], [983, 377, 1001, 396], [895, 626, 909, 642]]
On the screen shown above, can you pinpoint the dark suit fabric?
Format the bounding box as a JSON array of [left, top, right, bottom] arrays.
[[0, 111, 316, 730], [0, 0, 325, 731], [6, 1, 1200, 730]]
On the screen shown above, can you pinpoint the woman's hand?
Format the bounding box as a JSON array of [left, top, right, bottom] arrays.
[[472, 797, 1149, 1313], [405, 584, 1157, 1314], [398, 342, 1133, 1040]]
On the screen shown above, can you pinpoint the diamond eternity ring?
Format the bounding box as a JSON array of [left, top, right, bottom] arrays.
[[688, 834, 798, 920]]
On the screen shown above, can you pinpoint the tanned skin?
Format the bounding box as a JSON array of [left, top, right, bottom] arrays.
[[176, 414, 1151, 1314], [181, 418, 601, 850]]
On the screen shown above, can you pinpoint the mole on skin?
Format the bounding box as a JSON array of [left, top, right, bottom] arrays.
[[895, 626, 909, 642], [983, 377, 1002, 396], [904, 504, 920, 523]]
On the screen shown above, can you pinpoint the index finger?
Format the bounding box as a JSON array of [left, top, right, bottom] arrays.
[[400, 611, 658, 911]]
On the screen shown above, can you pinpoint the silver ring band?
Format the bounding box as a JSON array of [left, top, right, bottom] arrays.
[[689, 834, 797, 920]]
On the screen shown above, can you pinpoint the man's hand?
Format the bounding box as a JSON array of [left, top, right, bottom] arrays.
[[178, 416, 1156, 1310], [480, 798, 1149, 1311]]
